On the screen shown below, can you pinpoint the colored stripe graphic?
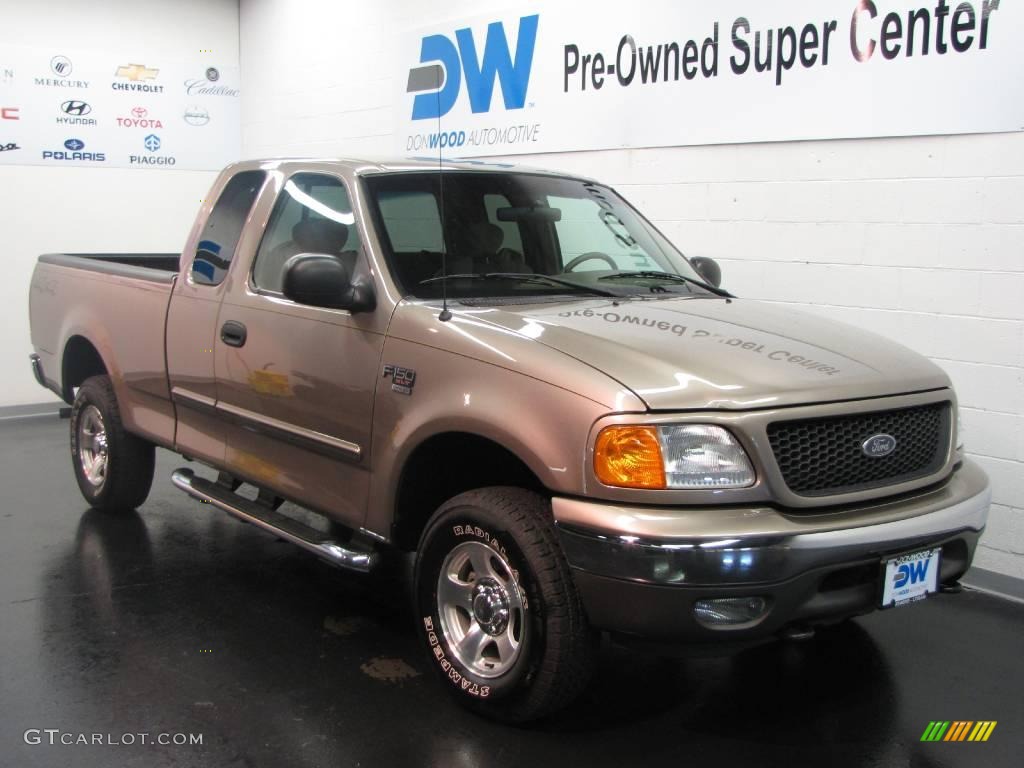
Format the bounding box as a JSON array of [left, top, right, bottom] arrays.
[[921, 721, 996, 742], [944, 721, 972, 741], [921, 721, 950, 741]]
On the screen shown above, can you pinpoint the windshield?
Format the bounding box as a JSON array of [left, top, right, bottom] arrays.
[[362, 171, 710, 301]]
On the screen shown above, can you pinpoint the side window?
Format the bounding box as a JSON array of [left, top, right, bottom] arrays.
[[550, 195, 658, 271], [251, 173, 359, 294], [191, 170, 266, 286]]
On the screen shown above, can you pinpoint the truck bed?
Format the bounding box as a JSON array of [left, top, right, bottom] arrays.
[[29, 252, 180, 447], [38, 253, 181, 282]]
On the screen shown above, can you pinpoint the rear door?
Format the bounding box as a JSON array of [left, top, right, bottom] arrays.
[[213, 171, 385, 528], [166, 169, 267, 465]]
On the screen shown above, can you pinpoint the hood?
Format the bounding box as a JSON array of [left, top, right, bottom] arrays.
[[463, 296, 950, 411]]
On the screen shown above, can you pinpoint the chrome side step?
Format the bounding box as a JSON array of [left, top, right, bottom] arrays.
[[171, 468, 377, 573]]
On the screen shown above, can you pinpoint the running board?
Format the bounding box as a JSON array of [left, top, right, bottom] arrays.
[[171, 468, 377, 573]]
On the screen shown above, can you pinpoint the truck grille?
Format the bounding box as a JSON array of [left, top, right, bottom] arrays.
[[766, 402, 952, 497]]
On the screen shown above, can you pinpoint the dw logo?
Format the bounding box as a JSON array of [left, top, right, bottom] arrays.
[[407, 14, 539, 120], [893, 558, 930, 589]]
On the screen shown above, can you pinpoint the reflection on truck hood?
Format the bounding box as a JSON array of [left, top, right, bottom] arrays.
[[461, 297, 950, 411]]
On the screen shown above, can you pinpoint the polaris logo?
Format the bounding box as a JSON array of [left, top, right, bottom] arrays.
[[861, 433, 897, 458], [42, 137, 106, 162], [407, 14, 538, 120]]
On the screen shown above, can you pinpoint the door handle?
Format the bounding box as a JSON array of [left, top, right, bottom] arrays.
[[220, 320, 247, 348]]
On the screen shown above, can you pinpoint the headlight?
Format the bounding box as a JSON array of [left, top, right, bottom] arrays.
[[594, 424, 755, 490]]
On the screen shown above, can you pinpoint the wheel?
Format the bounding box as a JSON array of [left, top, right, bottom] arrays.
[[69, 375, 155, 512], [414, 487, 595, 722]]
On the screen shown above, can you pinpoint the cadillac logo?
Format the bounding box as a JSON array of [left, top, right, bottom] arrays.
[[862, 434, 897, 458]]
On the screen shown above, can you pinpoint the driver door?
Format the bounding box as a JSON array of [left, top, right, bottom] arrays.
[[214, 171, 383, 528]]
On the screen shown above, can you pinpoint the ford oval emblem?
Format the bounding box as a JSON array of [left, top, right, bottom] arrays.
[[862, 434, 897, 458]]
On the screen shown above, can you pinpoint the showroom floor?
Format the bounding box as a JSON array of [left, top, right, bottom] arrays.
[[2, 415, 1022, 768]]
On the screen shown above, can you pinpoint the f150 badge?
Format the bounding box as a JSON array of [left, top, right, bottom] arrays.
[[383, 364, 416, 395]]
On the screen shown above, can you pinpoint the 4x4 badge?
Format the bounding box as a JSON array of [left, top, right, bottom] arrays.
[[382, 364, 416, 395]]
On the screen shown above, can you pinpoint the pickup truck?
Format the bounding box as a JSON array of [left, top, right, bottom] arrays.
[[29, 158, 990, 722]]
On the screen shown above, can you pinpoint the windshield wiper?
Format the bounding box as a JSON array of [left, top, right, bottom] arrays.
[[419, 272, 620, 297], [597, 270, 731, 297]]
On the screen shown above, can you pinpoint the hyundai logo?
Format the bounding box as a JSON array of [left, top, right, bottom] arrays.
[[862, 434, 897, 458], [143, 134, 161, 152], [63, 138, 84, 151], [60, 100, 91, 116]]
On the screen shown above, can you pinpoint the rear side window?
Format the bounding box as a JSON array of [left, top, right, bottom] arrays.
[[191, 170, 266, 286]]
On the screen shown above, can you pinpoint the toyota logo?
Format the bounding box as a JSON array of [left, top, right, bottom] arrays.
[[61, 100, 91, 116], [861, 434, 897, 458], [131, 106, 148, 119]]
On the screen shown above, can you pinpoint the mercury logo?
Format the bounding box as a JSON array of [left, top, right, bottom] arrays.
[[407, 14, 539, 120], [51, 56, 72, 77]]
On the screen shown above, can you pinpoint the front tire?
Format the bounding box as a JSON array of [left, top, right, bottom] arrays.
[[70, 375, 155, 512], [414, 487, 594, 722]]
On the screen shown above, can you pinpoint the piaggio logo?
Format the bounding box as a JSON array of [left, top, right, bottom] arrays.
[[407, 14, 538, 120], [921, 721, 997, 742]]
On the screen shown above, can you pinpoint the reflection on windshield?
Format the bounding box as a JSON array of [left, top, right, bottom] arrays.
[[364, 171, 709, 300]]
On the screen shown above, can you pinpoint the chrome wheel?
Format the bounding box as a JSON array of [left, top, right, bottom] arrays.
[[437, 540, 526, 679], [77, 405, 108, 488]]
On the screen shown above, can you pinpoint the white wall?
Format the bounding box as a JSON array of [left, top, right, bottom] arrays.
[[0, 0, 239, 407]]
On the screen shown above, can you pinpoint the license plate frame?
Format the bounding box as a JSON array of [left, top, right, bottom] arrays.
[[879, 547, 942, 609]]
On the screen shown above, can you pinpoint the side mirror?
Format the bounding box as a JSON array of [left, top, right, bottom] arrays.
[[282, 253, 375, 313], [690, 256, 722, 288]]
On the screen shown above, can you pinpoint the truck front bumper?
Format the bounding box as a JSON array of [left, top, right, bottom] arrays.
[[553, 459, 990, 641]]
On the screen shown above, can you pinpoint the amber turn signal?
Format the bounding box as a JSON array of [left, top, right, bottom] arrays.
[[594, 425, 667, 489]]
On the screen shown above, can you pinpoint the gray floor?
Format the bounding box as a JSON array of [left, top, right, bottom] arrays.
[[1, 415, 1022, 768]]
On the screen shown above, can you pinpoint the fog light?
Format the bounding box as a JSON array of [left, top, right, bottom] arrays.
[[693, 596, 769, 628]]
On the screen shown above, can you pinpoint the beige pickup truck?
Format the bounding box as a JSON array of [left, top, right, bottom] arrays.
[[29, 158, 990, 721]]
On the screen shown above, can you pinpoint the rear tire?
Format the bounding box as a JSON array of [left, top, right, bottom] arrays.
[[70, 375, 155, 512], [414, 487, 595, 722]]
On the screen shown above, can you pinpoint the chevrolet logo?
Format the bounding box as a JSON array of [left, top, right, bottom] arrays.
[[115, 63, 159, 81]]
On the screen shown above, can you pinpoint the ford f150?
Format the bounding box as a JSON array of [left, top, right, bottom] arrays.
[[29, 158, 990, 721]]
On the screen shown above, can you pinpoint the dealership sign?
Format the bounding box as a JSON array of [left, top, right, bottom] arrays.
[[0, 46, 239, 170], [396, 0, 1024, 157]]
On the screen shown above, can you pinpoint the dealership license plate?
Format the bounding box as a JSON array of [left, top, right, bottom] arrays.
[[880, 548, 941, 608]]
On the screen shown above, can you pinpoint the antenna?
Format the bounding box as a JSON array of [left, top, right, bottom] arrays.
[[436, 65, 452, 323]]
